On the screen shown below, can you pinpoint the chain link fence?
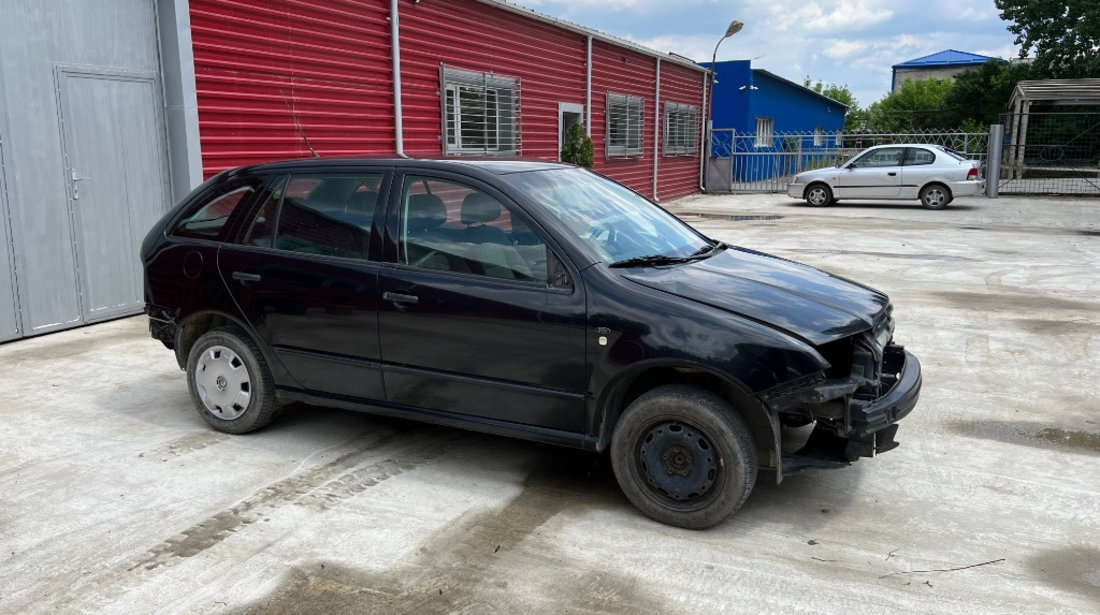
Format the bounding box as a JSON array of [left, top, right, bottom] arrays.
[[706, 130, 988, 193]]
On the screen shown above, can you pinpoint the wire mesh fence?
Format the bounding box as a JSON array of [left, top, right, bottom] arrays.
[[707, 130, 989, 193], [999, 109, 1100, 195]]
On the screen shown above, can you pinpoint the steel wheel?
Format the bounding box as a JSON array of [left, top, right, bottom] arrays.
[[611, 385, 757, 529], [805, 184, 833, 207], [194, 345, 252, 420], [919, 183, 951, 209], [637, 420, 720, 505]]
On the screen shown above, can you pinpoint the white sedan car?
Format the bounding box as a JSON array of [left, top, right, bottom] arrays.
[[787, 144, 984, 209]]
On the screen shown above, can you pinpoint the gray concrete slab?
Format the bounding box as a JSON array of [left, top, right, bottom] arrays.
[[1, 193, 1098, 614]]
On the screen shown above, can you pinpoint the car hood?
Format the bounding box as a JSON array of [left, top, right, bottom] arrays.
[[793, 166, 842, 182], [621, 247, 889, 345]]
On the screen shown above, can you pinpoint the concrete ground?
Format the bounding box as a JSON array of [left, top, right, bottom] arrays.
[[1, 192, 1098, 614]]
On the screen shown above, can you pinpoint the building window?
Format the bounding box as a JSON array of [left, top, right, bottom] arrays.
[[835, 130, 843, 146], [441, 66, 519, 156], [606, 92, 644, 157], [663, 102, 699, 155], [754, 117, 774, 148], [814, 126, 824, 147]]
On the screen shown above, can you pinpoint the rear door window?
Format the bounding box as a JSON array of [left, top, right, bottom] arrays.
[[240, 172, 385, 260]]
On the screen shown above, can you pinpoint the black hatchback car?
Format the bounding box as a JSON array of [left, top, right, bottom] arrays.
[[142, 158, 920, 529]]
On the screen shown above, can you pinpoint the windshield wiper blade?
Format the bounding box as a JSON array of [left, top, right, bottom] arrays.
[[689, 241, 727, 258], [608, 254, 690, 268]]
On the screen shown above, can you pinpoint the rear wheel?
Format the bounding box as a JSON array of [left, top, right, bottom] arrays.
[[187, 326, 278, 434], [919, 183, 952, 209], [805, 183, 833, 207], [610, 385, 757, 529]]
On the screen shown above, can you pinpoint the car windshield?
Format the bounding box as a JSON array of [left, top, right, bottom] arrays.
[[502, 168, 712, 265]]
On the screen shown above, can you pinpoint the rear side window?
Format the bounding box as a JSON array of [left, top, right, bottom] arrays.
[[904, 148, 936, 166], [173, 184, 256, 241]]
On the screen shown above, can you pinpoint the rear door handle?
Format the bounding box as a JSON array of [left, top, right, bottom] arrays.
[[232, 271, 261, 283], [383, 291, 419, 305]]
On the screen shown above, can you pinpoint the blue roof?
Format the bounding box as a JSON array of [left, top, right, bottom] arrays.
[[893, 49, 997, 68]]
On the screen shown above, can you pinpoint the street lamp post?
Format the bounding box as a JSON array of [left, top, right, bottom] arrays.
[[700, 20, 744, 191]]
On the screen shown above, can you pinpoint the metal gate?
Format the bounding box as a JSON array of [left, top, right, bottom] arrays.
[[706, 130, 989, 193], [1000, 110, 1100, 195], [0, 136, 18, 342]]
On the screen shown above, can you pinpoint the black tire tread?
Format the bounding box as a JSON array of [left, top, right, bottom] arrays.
[[186, 325, 278, 434]]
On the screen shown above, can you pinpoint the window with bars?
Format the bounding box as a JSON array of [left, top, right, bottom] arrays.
[[606, 92, 643, 157], [754, 117, 774, 148], [441, 67, 519, 156], [663, 102, 699, 155]]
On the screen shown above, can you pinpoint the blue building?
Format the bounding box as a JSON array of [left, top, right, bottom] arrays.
[[892, 50, 1000, 91], [702, 60, 847, 184]]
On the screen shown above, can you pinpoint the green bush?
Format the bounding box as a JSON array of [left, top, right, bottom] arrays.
[[560, 122, 594, 168]]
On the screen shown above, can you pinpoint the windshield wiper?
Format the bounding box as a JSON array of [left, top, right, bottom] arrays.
[[609, 254, 690, 268], [609, 242, 727, 268]]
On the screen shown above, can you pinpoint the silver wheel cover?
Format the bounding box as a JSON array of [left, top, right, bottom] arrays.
[[924, 187, 946, 207], [807, 187, 828, 206], [194, 345, 252, 420]]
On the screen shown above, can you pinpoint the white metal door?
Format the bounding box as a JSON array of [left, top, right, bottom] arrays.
[[57, 68, 170, 322]]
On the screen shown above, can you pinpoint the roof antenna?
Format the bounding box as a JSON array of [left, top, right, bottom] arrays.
[[279, 88, 320, 158]]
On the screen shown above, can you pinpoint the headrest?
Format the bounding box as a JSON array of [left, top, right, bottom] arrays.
[[460, 192, 502, 225], [406, 194, 447, 233]]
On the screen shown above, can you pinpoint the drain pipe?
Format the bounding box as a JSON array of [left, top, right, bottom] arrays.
[[653, 58, 660, 200], [698, 69, 708, 191], [586, 35, 593, 137], [390, 0, 407, 157]]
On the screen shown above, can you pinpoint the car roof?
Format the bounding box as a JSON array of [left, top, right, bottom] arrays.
[[232, 157, 572, 176]]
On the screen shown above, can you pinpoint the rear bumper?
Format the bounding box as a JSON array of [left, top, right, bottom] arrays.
[[949, 179, 985, 197]]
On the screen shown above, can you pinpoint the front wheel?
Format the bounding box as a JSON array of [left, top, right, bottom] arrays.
[[187, 326, 278, 434], [610, 385, 757, 529], [805, 183, 833, 207]]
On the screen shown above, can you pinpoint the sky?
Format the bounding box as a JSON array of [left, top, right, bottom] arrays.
[[517, 0, 1022, 107]]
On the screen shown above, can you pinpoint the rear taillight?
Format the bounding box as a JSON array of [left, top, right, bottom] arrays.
[[967, 167, 979, 180]]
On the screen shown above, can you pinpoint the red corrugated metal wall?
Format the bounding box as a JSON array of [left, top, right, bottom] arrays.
[[189, 0, 705, 197], [590, 40, 657, 196], [657, 62, 705, 200], [190, 0, 394, 177], [397, 0, 587, 159]]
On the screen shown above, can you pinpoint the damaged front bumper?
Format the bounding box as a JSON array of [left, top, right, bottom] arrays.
[[763, 343, 922, 475]]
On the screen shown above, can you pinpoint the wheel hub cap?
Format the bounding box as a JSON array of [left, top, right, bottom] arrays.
[[194, 345, 251, 421], [639, 421, 718, 501]]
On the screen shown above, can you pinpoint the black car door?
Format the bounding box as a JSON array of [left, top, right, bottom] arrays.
[[217, 169, 390, 401], [376, 170, 588, 433]]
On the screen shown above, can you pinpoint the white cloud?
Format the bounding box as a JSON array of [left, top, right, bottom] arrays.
[[821, 39, 867, 60], [756, 0, 893, 33]]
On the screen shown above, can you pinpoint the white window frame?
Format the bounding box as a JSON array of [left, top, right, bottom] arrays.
[[813, 126, 824, 147], [606, 92, 644, 158], [754, 117, 774, 148], [441, 66, 519, 156], [662, 102, 699, 156]]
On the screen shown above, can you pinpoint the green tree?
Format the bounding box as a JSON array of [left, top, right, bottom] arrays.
[[559, 121, 594, 168], [941, 60, 1034, 127], [996, 0, 1100, 78], [865, 78, 955, 132], [803, 77, 862, 131]]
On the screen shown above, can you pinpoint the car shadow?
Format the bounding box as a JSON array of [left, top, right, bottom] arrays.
[[783, 200, 982, 212], [107, 379, 863, 534]]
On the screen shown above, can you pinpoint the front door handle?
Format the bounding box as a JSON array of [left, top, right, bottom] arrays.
[[232, 271, 262, 283], [887, 172, 897, 176], [383, 291, 419, 305]]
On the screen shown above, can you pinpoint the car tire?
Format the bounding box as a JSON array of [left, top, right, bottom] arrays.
[[805, 183, 833, 207], [919, 183, 952, 209], [610, 384, 757, 529], [187, 326, 278, 434]]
